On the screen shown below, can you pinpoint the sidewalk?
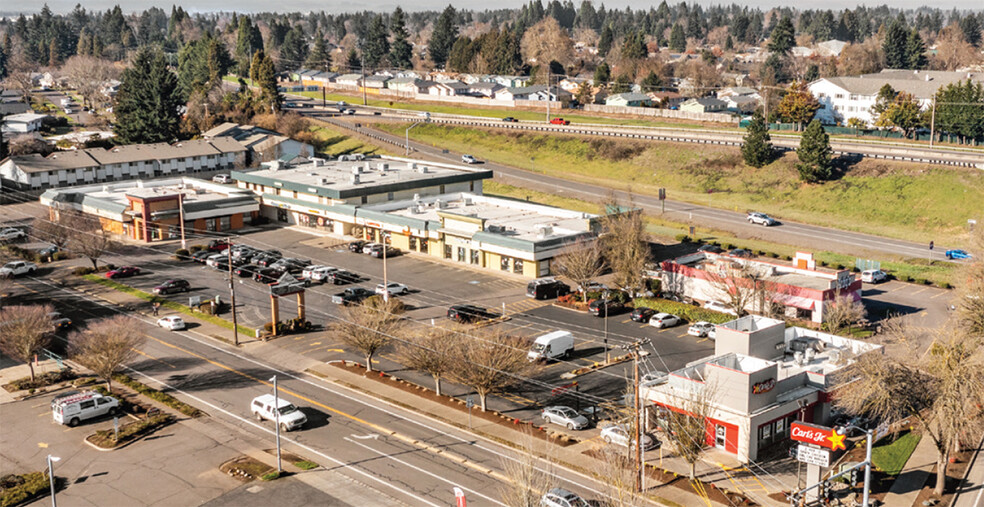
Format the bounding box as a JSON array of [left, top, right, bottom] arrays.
[[881, 432, 938, 507]]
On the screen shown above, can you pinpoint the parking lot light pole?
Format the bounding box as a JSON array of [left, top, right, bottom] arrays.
[[382, 232, 390, 302], [46, 455, 60, 507], [227, 242, 239, 346], [269, 376, 282, 473]]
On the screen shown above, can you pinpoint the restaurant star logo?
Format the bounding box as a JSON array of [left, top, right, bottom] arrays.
[[827, 430, 847, 451]]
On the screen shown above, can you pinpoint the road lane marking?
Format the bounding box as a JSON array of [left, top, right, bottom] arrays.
[[133, 347, 177, 369]]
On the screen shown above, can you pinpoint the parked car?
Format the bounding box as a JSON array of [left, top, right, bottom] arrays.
[[502, 116, 518, 122], [0, 228, 26, 242], [375, 282, 409, 297], [461, 154, 478, 164], [191, 250, 213, 263], [212, 174, 232, 184], [253, 267, 283, 284], [369, 245, 400, 259], [234, 265, 259, 278], [253, 255, 280, 267], [549, 118, 570, 125], [630, 307, 656, 323], [328, 270, 361, 285], [697, 244, 723, 253], [348, 240, 366, 252], [447, 304, 497, 323], [860, 269, 887, 283], [729, 248, 754, 258], [156, 315, 186, 330], [945, 249, 972, 260], [600, 424, 659, 450], [207, 238, 232, 251], [251, 394, 307, 431], [332, 287, 375, 305], [526, 278, 570, 300], [0, 261, 37, 277], [687, 321, 716, 338], [540, 488, 590, 507], [747, 212, 778, 226], [540, 406, 589, 431], [703, 301, 738, 316], [38, 245, 60, 258], [649, 313, 682, 329], [105, 266, 140, 279], [153, 279, 190, 295], [588, 298, 623, 317], [362, 242, 381, 254], [302, 265, 337, 282]]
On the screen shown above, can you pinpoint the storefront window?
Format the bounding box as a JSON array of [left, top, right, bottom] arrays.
[[501, 257, 510, 271], [457, 247, 465, 262], [220, 216, 231, 230], [514, 258, 524, 274], [470, 249, 480, 265], [420, 239, 428, 254], [444, 244, 452, 259], [206, 219, 217, 232], [409, 237, 417, 251], [277, 208, 288, 223]]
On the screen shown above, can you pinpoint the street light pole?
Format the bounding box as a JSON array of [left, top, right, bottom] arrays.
[[227, 241, 239, 346], [382, 232, 389, 302], [269, 375, 282, 473], [405, 122, 422, 156], [47, 455, 60, 507]]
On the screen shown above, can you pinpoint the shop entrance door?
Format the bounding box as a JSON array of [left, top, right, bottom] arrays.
[[715, 424, 727, 449]]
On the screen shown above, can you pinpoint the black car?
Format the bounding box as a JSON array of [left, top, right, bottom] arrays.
[[502, 117, 518, 122], [191, 250, 213, 263], [630, 307, 656, 323], [348, 240, 366, 253], [328, 270, 360, 285], [729, 248, 754, 258], [526, 278, 571, 300], [211, 259, 230, 271], [588, 298, 624, 317], [153, 279, 190, 295], [332, 287, 375, 305], [447, 304, 498, 323], [38, 245, 59, 259], [697, 244, 723, 254], [369, 245, 400, 258], [254, 255, 280, 267], [234, 264, 259, 278], [253, 267, 283, 284]]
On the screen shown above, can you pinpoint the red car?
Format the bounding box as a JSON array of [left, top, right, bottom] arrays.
[[550, 118, 570, 125], [207, 239, 232, 252], [106, 266, 141, 279]]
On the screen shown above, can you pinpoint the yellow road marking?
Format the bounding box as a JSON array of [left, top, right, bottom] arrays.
[[930, 291, 949, 299], [133, 348, 177, 369], [32, 401, 49, 408], [325, 348, 344, 353], [308, 341, 322, 346], [38, 442, 49, 448], [910, 286, 932, 296], [639, 324, 649, 329], [620, 319, 632, 324]]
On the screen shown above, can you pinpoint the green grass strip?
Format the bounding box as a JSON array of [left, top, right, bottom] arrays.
[[871, 430, 922, 476], [82, 274, 256, 338]]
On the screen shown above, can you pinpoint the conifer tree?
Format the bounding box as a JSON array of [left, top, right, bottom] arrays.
[[114, 47, 182, 144], [883, 17, 909, 69], [669, 23, 686, 52], [363, 14, 390, 70], [305, 31, 332, 72], [346, 48, 361, 72], [235, 16, 263, 77], [389, 7, 413, 70], [797, 119, 833, 183], [767, 15, 795, 55], [598, 24, 614, 56], [251, 50, 281, 113], [430, 5, 459, 68], [905, 29, 927, 69], [741, 111, 773, 168], [280, 26, 309, 70]]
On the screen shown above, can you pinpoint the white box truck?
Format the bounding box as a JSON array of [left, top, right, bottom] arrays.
[[528, 330, 574, 362]]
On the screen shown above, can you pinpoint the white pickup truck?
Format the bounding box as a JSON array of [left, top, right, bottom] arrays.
[[0, 261, 37, 277]]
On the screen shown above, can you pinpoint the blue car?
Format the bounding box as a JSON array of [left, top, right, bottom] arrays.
[[945, 249, 972, 260]]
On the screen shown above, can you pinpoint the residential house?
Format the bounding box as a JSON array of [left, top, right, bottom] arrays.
[[387, 77, 427, 94], [679, 97, 728, 113], [716, 87, 760, 100], [648, 91, 685, 109], [467, 82, 503, 97], [816, 40, 849, 58], [101, 79, 121, 99], [791, 46, 815, 58], [492, 75, 530, 88], [362, 75, 390, 89], [301, 71, 338, 87], [723, 95, 760, 114], [429, 81, 468, 96], [1, 113, 48, 133], [558, 77, 589, 94], [494, 85, 568, 102], [202, 123, 311, 164], [335, 74, 363, 88], [605, 92, 653, 107]]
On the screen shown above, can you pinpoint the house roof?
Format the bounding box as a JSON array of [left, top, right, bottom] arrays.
[[336, 73, 362, 82], [4, 151, 100, 173], [725, 95, 759, 105], [207, 136, 248, 154], [608, 92, 651, 102], [683, 97, 728, 107], [3, 113, 47, 123], [817, 70, 984, 100], [88, 143, 172, 165], [202, 122, 240, 138]]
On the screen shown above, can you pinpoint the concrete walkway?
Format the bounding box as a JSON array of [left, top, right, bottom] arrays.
[[881, 431, 938, 507]]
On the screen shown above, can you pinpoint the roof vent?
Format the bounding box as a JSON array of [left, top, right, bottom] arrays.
[[364, 162, 371, 173], [418, 165, 428, 173], [463, 197, 472, 205], [319, 178, 330, 185], [380, 163, 389, 171], [436, 198, 447, 209], [351, 173, 360, 184]]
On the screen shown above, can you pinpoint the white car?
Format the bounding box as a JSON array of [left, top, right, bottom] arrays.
[[362, 242, 381, 254], [205, 253, 226, 267], [156, 316, 186, 330], [343, 108, 356, 115], [302, 265, 337, 282], [375, 282, 409, 296], [337, 101, 348, 107], [861, 269, 887, 283], [600, 424, 659, 451], [211, 174, 232, 184], [703, 301, 738, 316], [461, 154, 478, 164], [540, 488, 589, 507], [251, 394, 307, 431], [747, 212, 778, 226], [687, 321, 716, 339], [0, 228, 26, 242], [0, 261, 37, 277], [649, 313, 682, 329], [541, 406, 589, 430]]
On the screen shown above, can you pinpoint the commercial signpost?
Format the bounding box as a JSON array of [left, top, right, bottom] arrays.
[[789, 421, 873, 507]]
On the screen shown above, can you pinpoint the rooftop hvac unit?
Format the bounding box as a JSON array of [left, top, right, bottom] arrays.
[[319, 178, 330, 185], [804, 348, 816, 363], [408, 162, 417, 171], [487, 225, 505, 233], [418, 165, 428, 173], [351, 173, 360, 184], [312, 158, 325, 167], [413, 193, 420, 201], [436, 199, 447, 209], [828, 349, 841, 365], [463, 197, 472, 205], [363, 162, 371, 173], [380, 163, 389, 171], [534, 224, 553, 237], [793, 351, 805, 366], [410, 205, 420, 214]]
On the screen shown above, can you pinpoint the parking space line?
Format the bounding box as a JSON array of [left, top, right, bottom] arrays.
[[930, 291, 949, 299], [910, 286, 932, 296], [620, 319, 632, 324]]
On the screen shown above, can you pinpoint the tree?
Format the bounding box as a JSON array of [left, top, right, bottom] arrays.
[[598, 24, 614, 56], [870, 83, 897, 123], [640, 70, 661, 92], [362, 15, 391, 70], [177, 34, 232, 98], [114, 47, 182, 145], [959, 15, 982, 47], [235, 16, 263, 77], [822, 292, 867, 333], [767, 15, 795, 55], [398, 325, 459, 396], [879, 91, 924, 138], [521, 17, 574, 77], [931, 24, 979, 71], [448, 36, 476, 73], [905, 29, 927, 70], [430, 5, 459, 68], [663, 378, 720, 479], [0, 305, 55, 382], [554, 238, 605, 298], [305, 31, 332, 73], [741, 111, 773, 167], [599, 198, 649, 295], [775, 81, 821, 129], [883, 18, 909, 69], [595, 442, 644, 506], [333, 295, 405, 373], [450, 329, 539, 412], [62, 55, 120, 110], [32, 211, 74, 252], [620, 31, 647, 60], [669, 23, 686, 52], [933, 79, 984, 143], [703, 262, 770, 317], [797, 119, 833, 183], [345, 48, 361, 72], [252, 50, 282, 113], [280, 26, 309, 70], [611, 74, 632, 94], [835, 324, 984, 496], [498, 430, 555, 507], [389, 7, 413, 70], [66, 213, 114, 270], [593, 62, 611, 86], [69, 316, 145, 392]]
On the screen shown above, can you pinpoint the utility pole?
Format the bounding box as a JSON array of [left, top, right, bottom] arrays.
[[382, 231, 389, 302], [546, 72, 551, 123], [227, 242, 239, 346], [178, 191, 186, 250], [634, 340, 643, 493], [929, 98, 936, 147], [270, 375, 282, 473], [360, 53, 367, 106]]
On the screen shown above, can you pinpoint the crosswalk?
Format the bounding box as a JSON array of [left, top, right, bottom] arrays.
[[716, 464, 773, 498], [503, 298, 551, 315]]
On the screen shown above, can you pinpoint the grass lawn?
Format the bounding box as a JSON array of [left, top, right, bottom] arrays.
[[382, 123, 984, 246], [872, 430, 922, 475], [305, 121, 394, 157]]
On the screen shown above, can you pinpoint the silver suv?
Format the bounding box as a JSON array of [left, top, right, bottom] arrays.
[[747, 212, 777, 226]]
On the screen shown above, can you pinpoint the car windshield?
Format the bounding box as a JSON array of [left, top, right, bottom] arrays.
[[278, 404, 298, 415], [3, 263, 16, 269], [532, 343, 546, 352], [558, 408, 577, 418]]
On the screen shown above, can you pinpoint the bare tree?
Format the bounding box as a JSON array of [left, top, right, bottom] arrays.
[[822, 292, 867, 333], [397, 324, 460, 396], [600, 196, 649, 295], [554, 238, 605, 298], [8, 135, 53, 156], [450, 329, 539, 412], [704, 261, 765, 317], [61, 55, 120, 109], [594, 445, 644, 507], [32, 211, 75, 251], [333, 295, 404, 373], [0, 305, 55, 381], [954, 228, 983, 337], [68, 316, 145, 392], [662, 380, 720, 480], [520, 17, 574, 81], [498, 430, 554, 507], [0, 277, 12, 310], [2, 52, 37, 104], [835, 327, 984, 496], [65, 213, 114, 269]]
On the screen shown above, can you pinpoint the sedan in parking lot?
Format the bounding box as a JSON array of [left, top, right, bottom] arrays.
[[600, 424, 659, 450], [687, 321, 716, 338], [153, 279, 190, 295], [348, 240, 366, 252], [860, 269, 887, 283], [447, 304, 497, 323], [106, 266, 140, 279], [234, 264, 259, 278], [588, 298, 624, 317], [302, 265, 337, 282], [649, 313, 682, 329], [375, 282, 409, 296], [191, 250, 212, 263], [253, 267, 283, 284], [328, 270, 360, 285], [540, 406, 589, 431], [362, 242, 381, 254], [630, 307, 656, 323]]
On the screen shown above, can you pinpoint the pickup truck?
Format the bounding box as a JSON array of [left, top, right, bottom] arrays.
[[0, 261, 38, 277], [332, 287, 375, 305]]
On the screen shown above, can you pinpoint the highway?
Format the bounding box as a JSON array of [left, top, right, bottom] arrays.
[[304, 108, 966, 262]]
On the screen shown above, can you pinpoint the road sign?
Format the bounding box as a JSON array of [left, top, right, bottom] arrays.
[[795, 445, 831, 467], [874, 421, 891, 442], [791, 421, 847, 451], [466, 396, 474, 409]]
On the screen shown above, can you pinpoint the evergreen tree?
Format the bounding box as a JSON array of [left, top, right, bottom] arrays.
[[593, 62, 610, 86], [597, 24, 614, 56], [905, 29, 927, 70], [251, 50, 282, 113], [0, 38, 7, 80], [796, 119, 833, 183], [430, 5, 459, 68], [235, 16, 263, 77], [280, 26, 309, 71], [447, 36, 475, 72], [389, 7, 413, 70], [76, 29, 90, 56], [870, 84, 896, 121], [640, 70, 661, 92], [305, 31, 332, 72], [114, 47, 183, 145], [767, 15, 795, 55], [960, 15, 981, 47], [724, 34, 734, 51], [621, 31, 647, 60], [741, 111, 773, 167], [611, 74, 632, 94], [804, 64, 820, 82], [669, 23, 686, 52], [346, 48, 361, 72], [363, 14, 390, 70], [178, 33, 233, 98], [883, 18, 909, 69], [934, 80, 984, 142], [686, 7, 703, 40]]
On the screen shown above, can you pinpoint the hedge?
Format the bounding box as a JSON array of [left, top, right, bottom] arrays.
[[111, 373, 203, 417], [675, 234, 692, 243], [632, 298, 735, 324], [90, 413, 174, 448], [1, 472, 49, 507]]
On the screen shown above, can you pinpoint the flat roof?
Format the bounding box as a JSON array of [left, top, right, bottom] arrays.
[[668, 252, 839, 291], [233, 156, 492, 200], [42, 177, 257, 215]]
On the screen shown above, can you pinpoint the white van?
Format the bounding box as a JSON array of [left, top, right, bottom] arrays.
[[52, 391, 120, 427], [528, 331, 574, 362], [251, 394, 307, 431]]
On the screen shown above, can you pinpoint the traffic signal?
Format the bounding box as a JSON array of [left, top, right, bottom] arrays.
[[850, 468, 859, 485]]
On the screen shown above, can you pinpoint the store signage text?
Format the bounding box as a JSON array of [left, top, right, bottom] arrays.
[[752, 378, 776, 394], [790, 422, 847, 451]]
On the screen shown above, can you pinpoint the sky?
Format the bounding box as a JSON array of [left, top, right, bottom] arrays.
[[9, 1, 984, 14]]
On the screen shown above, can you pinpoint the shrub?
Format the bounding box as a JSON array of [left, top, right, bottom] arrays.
[[261, 472, 281, 481], [721, 243, 733, 250], [818, 261, 828, 267], [189, 244, 205, 253], [783, 255, 793, 261], [914, 278, 927, 285], [711, 241, 720, 247], [675, 234, 691, 243], [834, 264, 845, 270], [851, 266, 861, 272], [293, 460, 318, 470], [0, 472, 49, 507], [768, 252, 779, 258], [111, 373, 203, 417], [632, 298, 734, 324], [52, 252, 69, 261], [73, 266, 95, 276], [939, 282, 952, 289], [174, 248, 190, 260], [756, 250, 766, 256]]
